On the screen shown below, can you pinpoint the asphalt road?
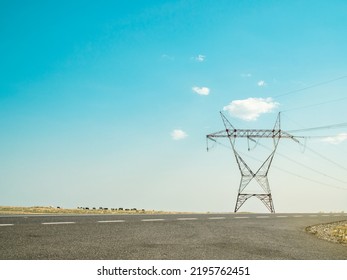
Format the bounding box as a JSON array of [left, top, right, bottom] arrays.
[[0, 213, 346, 260]]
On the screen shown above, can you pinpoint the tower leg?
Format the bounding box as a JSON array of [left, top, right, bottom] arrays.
[[234, 187, 275, 213], [233, 150, 277, 213], [257, 193, 275, 213]]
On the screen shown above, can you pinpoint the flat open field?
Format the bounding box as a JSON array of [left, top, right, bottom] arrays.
[[0, 206, 187, 215]]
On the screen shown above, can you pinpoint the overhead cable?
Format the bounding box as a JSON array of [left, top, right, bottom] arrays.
[[208, 138, 347, 191], [288, 122, 347, 133], [282, 96, 347, 113], [298, 143, 347, 173], [257, 142, 347, 185], [274, 74, 347, 98], [239, 148, 347, 191]]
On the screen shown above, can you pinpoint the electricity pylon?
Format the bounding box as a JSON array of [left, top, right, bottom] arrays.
[[206, 112, 298, 213]]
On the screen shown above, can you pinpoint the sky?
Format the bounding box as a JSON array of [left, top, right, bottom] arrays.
[[1, 0, 347, 213]]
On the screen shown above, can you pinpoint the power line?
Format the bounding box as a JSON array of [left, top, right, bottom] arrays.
[[288, 122, 347, 133], [282, 96, 347, 113], [207, 138, 347, 191], [299, 143, 347, 173], [281, 113, 347, 145], [259, 142, 347, 185], [274, 74, 347, 98], [238, 147, 347, 191], [209, 132, 347, 174], [271, 162, 347, 191]]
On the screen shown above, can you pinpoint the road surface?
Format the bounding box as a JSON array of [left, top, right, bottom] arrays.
[[0, 213, 346, 259]]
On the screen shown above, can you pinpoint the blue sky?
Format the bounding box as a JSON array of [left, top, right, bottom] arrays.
[[1, 0, 347, 212]]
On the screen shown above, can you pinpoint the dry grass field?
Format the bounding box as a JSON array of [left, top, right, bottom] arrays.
[[0, 206, 183, 215]]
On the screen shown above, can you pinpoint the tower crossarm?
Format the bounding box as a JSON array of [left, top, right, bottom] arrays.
[[207, 128, 299, 142]]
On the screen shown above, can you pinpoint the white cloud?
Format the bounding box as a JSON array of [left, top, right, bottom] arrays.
[[321, 133, 347, 145], [192, 86, 210, 96], [241, 73, 252, 78], [171, 129, 188, 140], [257, 80, 267, 87], [195, 54, 206, 62], [223, 97, 279, 121]]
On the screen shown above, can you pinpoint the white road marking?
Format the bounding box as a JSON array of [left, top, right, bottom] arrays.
[[42, 222, 76, 225], [234, 216, 249, 219], [97, 220, 125, 223], [322, 215, 331, 217], [276, 216, 288, 218], [141, 219, 165, 222], [208, 217, 226, 220], [256, 216, 269, 218], [0, 224, 14, 226], [177, 218, 198, 221], [309, 215, 318, 217], [293, 215, 303, 218]]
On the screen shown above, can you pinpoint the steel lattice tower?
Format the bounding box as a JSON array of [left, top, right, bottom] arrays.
[[206, 112, 298, 213]]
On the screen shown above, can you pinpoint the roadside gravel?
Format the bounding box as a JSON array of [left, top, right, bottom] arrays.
[[306, 220, 347, 245]]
